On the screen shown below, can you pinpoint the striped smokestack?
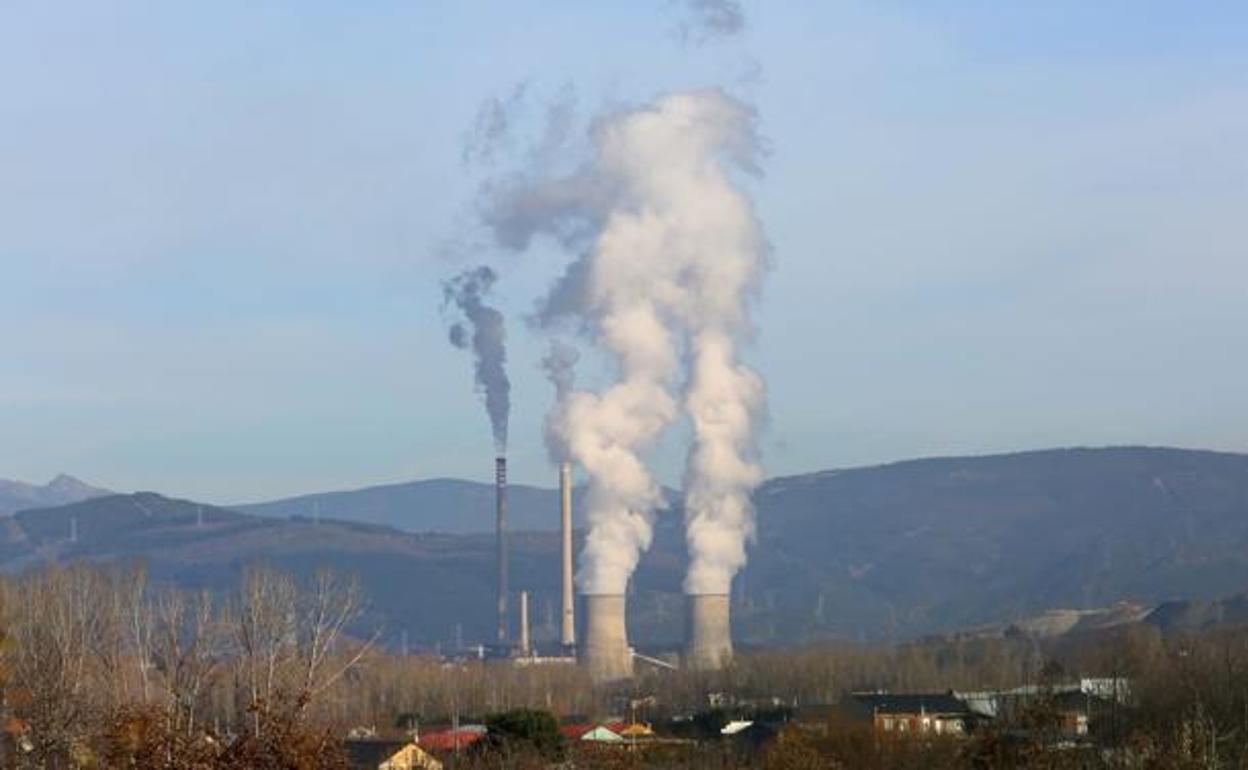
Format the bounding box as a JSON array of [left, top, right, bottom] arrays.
[[559, 461, 575, 652], [495, 456, 508, 645]]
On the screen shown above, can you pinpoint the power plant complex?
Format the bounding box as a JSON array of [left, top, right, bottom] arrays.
[[446, 90, 764, 689], [487, 457, 735, 684]]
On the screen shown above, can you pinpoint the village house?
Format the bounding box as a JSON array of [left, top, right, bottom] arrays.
[[842, 692, 979, 736], [958, 678, 1129, 737], [343, 739, 443, 770]]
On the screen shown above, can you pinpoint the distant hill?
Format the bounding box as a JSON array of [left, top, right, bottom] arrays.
[[235, 478, 678, 534], [732, 446, 1248, 646], [6, 446, 1248, 652], [0, 474, 110, 516], [0, 492, 517, 647], [1145, 592, 1248, 632], [234, 478, 578, 534]]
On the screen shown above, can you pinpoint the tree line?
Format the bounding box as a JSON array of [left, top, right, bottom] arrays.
[[3, 561, 1248, 768]]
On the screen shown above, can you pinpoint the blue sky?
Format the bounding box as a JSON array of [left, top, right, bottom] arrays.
[[2, 1, 1246, 502]]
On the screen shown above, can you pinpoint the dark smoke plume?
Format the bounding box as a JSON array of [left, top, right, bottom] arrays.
[[443, 266, 510, 453]]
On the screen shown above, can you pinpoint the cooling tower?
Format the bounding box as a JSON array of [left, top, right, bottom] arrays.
[[559, 462, 575, 652], [495, 456, 508, 645], [684, 594, 732, 671], [581, 594, 632, 683]]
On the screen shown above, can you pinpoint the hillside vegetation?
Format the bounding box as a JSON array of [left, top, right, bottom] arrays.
[[6, 446, 1248, 649]]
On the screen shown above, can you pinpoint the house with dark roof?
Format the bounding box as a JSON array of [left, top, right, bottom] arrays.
[[958, 679, 1129, 738], [842, 692, 979, 736]]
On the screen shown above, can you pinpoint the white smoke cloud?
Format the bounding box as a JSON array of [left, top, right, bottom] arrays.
[[483, 88, 767, 595], [682, 331, 766, 594]]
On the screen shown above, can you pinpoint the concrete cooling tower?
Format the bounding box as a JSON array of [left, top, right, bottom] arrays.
[[684, 594, 732, 671], [581, 594, 632, 683]]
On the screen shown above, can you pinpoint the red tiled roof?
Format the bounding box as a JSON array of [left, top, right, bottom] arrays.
[[560, 724, 594, 740], [419, 730, 485, 751]]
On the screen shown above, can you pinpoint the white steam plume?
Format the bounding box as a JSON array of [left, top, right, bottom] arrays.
[[682, 329, 765, 594], [483, 89, 766, 596]]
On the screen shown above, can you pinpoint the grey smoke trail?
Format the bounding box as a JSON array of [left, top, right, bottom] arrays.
[[674, 0, 746, 45], [443, 266, 510, 454], [481, 89, 767, 596], [540, 339, 580, 462], [461, 82, 528, 168], [541, 339, 579, 400]]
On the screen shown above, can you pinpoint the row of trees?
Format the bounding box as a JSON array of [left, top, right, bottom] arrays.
[[0, 563, 371, 768], [6, 560, 1248, 768]]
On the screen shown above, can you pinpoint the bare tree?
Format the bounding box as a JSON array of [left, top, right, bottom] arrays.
[[234, 566, 299, 735], [150, 587, 224, 737], [296, 568, 376, 711], [4, 565, 108, 766], [231, 565, 377, 735]]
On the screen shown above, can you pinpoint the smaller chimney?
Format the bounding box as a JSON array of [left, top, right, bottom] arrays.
[[559, 461, 575, 652], [519, 590, 531, 658]]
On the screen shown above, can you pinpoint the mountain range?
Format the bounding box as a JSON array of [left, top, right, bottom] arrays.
[[5, 446, 1248, 651], [232, 477, 681, 533], [0, 473, 110, 516], [234, 478, 583, 534]]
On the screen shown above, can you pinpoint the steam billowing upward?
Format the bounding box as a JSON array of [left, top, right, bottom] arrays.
[[443, 266, 511, 454], [682, 329, 765, 594], [483, 89, 767, 596]]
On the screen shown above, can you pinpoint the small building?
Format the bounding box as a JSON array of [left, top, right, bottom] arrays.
[[418, 727, 486, 753], [560, 723, 633, 743], [559, 724, 595, 741], [721, 720, 781, 752], [580, 725, 625, 743], [618, 722, 656, 739], [957, 678, 1131, 737], [844, 692, 977, 736], [344, 739, 443, 770]]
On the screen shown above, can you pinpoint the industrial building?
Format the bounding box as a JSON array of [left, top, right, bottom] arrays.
[[481, 458, 737, 682]]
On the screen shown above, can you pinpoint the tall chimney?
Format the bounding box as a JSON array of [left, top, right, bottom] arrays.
[[495, 456, 508, 646], [685, 594, 732, 671], [518, 590, 531, 657], [581, 594, 632, 683], [559, 461, 575, 652]]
